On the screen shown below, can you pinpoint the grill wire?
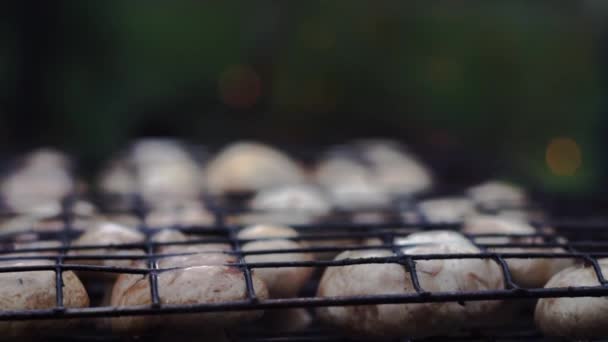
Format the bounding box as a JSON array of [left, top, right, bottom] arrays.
[[0, 191, 607, 341]]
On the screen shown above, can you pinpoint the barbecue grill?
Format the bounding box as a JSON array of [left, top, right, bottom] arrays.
[[0, 146, 606, 341]]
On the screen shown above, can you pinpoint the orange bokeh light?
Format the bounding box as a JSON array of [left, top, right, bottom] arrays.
[[546, 137, 582, 176], [219, 65, 261, 109]]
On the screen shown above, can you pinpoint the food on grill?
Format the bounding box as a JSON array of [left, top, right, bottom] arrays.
[[535, 259, 608, 339], [396, 230, 475, 247], [356, 140, 433, 195], [146, 201, 214, 227], [110, 252, 269, 333], [1, 149, 74, 215], [98, 159, 135, 197], [70, 222, 145, 270], [205, 142, 304, 194], [238, 224, 314, 298], [467, 181, 527, 210], [418, 197, 476, 223], [237, 185, 331, 224], [463, 215, 573, 287], [315, 155, 391, 210], [0, 260, 89, 337], [317, 243, 504, 338], [151, 228, 188, 244], [131, 139, 203, 206], [251, 185, 330, 214]]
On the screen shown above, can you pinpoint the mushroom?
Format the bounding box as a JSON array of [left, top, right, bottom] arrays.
[[70, 222, 146, 271], [237, 185, 331, 225], [0, 260, 89, 337], [356, 140, 433, 195], [316, 242, 504, 338], [110, 252, 269, 333], [205, 142, 304, 194], [131, 139, 203, 207], [463, 215, 573, 288], [1, 149, 74, 215], [535, 259, 608, 339], [418, 197, 476, 224], [145, 201, 214, 228], [467, 181, 527, 210], [238, 224, 315, 332], [238, 224, 314, 298], [315, 156, 391, 210]]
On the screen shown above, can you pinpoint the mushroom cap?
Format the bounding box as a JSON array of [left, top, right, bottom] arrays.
[[238, 225, 313, 298], [110, 256, 269, 333], [315, 157, 390, 209], [463, 215, 574, 288], [70, 222, 145, 269], [250, 185, 331, 216], [358, 141, 433, 195], [145, 202, 214, 228], [317, 244, 503, 338], [0, 260, 89, 337], [205, 142, 304, 194], [535, 259, 608, 338], [396, 230, 475, 248], [467, 181, 527, 209], [418, 197, 476, 224], [238, 224, 299, 240], [243, 239, 314, 298]]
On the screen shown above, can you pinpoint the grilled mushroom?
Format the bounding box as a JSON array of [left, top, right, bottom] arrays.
[[316, 242, 503, 338], [467, 181, 527, 210], [205, 142, 304, 194], [110, 252, 269, 333], [535, 259, 608, 339], [238, 224, 314, 298], [131, 139, 203, 207], [1, 149, 74, 215], [463, 215, 573, 288], [70, 222, 146, 273], [0, 260, 89, 337], [237, 185, 331, 225], [356, 139, 433, 195], [315, 156, 390, 210], [418, 197, 476, 224]]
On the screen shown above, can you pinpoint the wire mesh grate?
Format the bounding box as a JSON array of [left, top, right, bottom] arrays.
[[0, 190, 606, 341]]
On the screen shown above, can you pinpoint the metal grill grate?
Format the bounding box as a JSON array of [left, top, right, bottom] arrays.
[[0, 191, 607, 340]]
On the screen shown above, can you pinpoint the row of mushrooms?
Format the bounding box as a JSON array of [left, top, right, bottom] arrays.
[[0, 141, 604, 339]]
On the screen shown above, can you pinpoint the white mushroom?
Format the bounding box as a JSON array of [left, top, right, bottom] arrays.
[[467, 181, 527, 210], [205, 142, 304, 194], [418, 197, 476, 224], [250, 185, 330, 215], [316, 243, 503, 338], [1, 150, 73, 215], [98, 159, 136, 196], [145, 201, 214, 228], [357, 140, 433, 195], [110, 253, 269, 333], [535, 259, 608, 339], [463, 215, 573, 288], [70, 222, 146, 271], [315, 156, 390, 210], [0, 260, 89, 337], [238, 225, 314, 298], [395, 230, 475, 248], [133, 142, 202, 206]]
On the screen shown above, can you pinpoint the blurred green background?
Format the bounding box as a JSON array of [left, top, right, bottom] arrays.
[[0, 1, 606, 195]]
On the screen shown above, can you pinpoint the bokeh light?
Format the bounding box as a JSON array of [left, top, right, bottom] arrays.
[[218, 65, 261, 109], [546, 137, 582, 176]]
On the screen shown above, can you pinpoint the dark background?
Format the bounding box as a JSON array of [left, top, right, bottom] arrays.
[[0, 1, 606, 197]]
